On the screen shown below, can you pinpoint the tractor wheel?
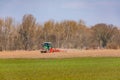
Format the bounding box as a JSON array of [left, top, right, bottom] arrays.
[[41, 50, 47, 53]]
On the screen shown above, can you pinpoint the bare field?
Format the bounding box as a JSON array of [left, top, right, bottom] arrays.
[[0, 49, 120, 58]]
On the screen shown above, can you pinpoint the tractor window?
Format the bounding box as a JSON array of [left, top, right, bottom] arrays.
[[43, 43, 52, 50]]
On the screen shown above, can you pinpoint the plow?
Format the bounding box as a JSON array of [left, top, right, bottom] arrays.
[[40, 42, 64, 53]]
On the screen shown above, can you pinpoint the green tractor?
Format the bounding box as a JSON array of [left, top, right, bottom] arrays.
[[40, 42, 62, 53], [40, 42, 52, 53]]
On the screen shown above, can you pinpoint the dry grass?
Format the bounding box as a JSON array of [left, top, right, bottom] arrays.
[[0, 49, 120, 58]]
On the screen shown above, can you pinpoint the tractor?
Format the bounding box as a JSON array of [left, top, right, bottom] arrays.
[[40, 42, 61, 53]]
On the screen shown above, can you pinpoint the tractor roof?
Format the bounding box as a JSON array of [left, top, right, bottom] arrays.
[[43, 42, 51, 44]]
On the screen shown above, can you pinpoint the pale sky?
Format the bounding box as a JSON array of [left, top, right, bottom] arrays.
[[0, 0, 120, 27]]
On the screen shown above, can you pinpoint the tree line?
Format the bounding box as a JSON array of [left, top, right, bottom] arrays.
[[0, 14, 120, 51]]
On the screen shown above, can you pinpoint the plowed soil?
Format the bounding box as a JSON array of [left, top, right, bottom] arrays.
[[0, 49, 120, 58]]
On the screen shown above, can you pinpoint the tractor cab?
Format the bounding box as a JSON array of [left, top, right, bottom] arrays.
[[41, 42, 52, 53]]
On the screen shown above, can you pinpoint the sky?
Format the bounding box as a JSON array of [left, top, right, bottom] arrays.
[[0, 0, 120, 27]]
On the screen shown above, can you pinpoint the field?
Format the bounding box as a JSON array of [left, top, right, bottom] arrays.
[[0, 49, 120, 80], [0, 49, 120, 58], [0, 58, 120, 80]]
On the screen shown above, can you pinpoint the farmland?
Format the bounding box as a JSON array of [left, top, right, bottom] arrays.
[[0, 58, 120, 80], [0, 49, 120, 80], [0, 49, 120, 58]]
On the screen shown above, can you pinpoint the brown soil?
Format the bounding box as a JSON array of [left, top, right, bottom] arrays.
[[0, 49, 120, 59]]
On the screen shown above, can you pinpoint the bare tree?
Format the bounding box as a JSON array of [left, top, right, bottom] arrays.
[[19, 14, 36, 50], [91, 23, 117, 48], [1, 17, 14, 50], [0, 18, 4, 51], [43, 20, 57, 48]]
